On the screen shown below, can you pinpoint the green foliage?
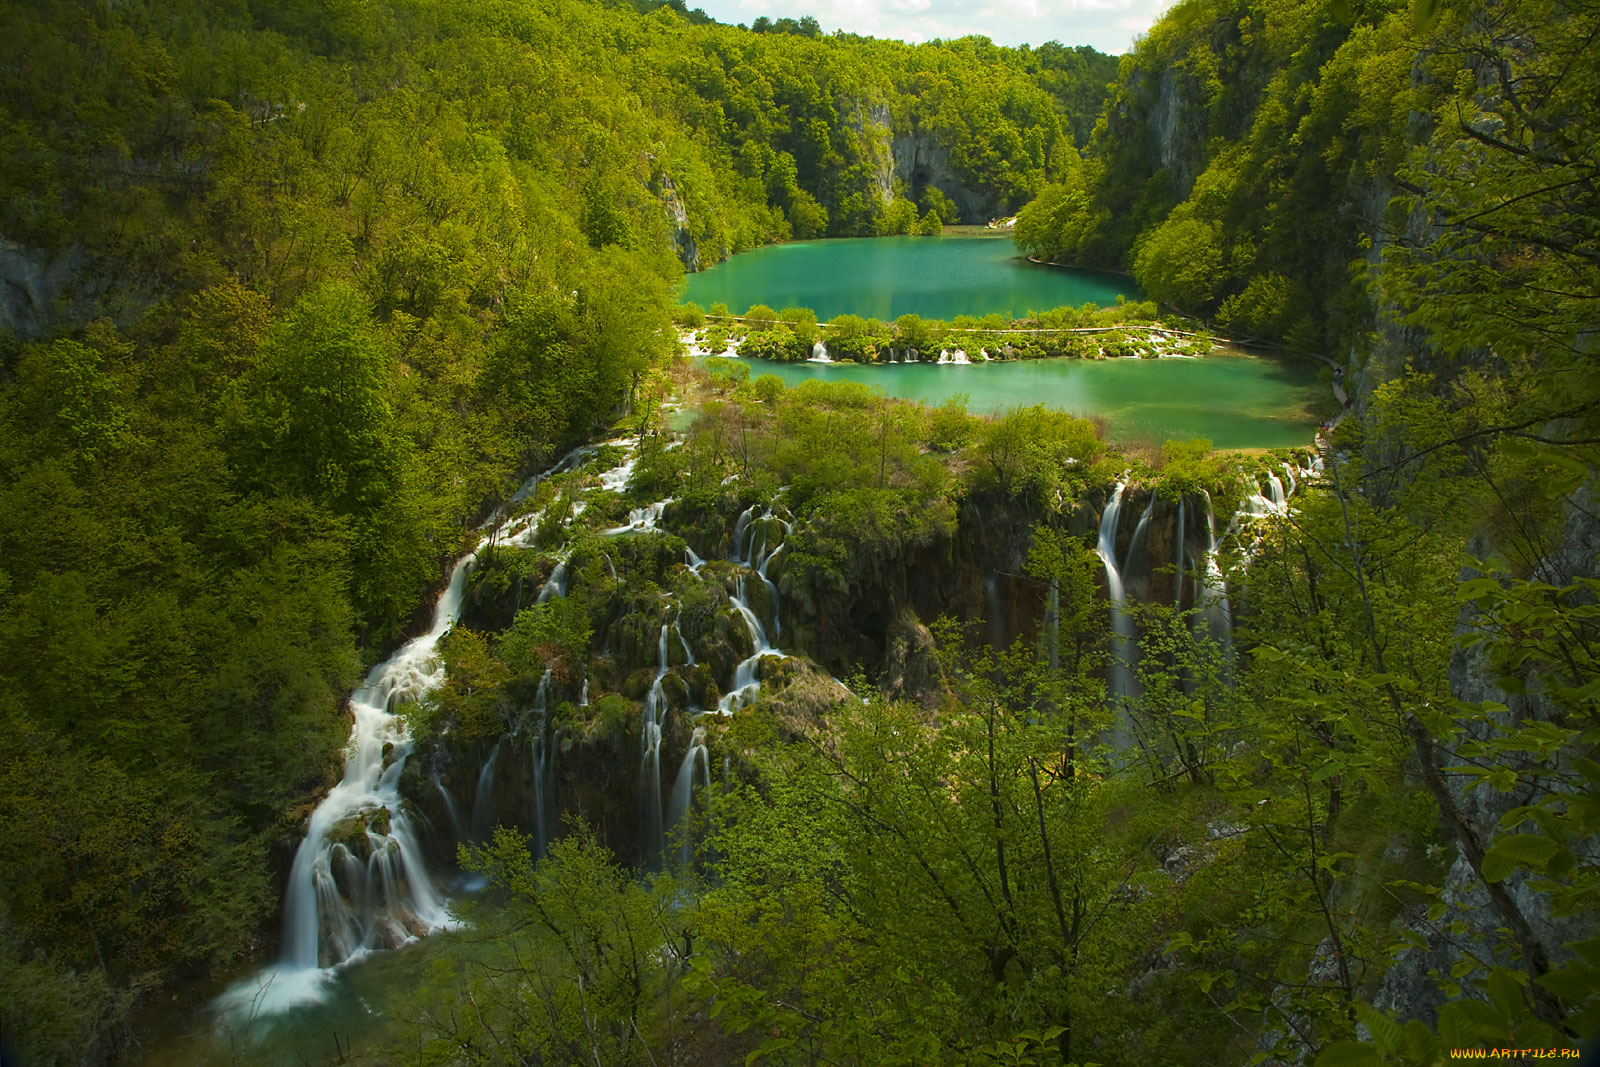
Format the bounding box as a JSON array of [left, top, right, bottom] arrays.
[[920, 184, 962, 225], [396, 824, 689, 1067], [876, 196, 919, 235], [1156, 438, 1229, 497], [744, 303, 779, 328], [1133, 216, 1225, 313], [1012, 0, 1436, 346], [974, 405, 1104, 507], [929, 393, 974, 452]]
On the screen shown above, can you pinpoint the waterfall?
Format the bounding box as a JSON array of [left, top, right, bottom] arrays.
[[718, 575, 783, 713], [808, 341, 832, 363], [1266, 472, 1285, 510], [531, 669, 554, 859], [1125, 490, 1156, 586], [434, 779, 466, 845], [607, 499, 673, 535], [1173, 496, 1187, 609], [1280, 462, 1297, 499], [1238, 481, 1281, 518], [731, 504, 760, 562], [685, 545, 706, 573], [757, 541, 784, 642], [536, 559, 568, 603], [221, 449, 586, 1017], [221, 555, 473, 1014], [984, 572, 1005, 650], [1095, 481, 1136, 703], [1199, 492, 1234, 659], [665, 726, 709, 866], [637, 625, 672, 866], [598, 453, 637, 492], [468, 743, 501, 845]]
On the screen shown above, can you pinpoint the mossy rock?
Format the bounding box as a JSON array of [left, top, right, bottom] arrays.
[[611, 532, 690, 584], [326, 806, 392, 852], [661, 670, 692, 711], [585, 693, 633, 744], [610, 608, 667, 673], [674, 578, 731, 646], [622, 666, 657, 701], [685, 662, 719, 707]]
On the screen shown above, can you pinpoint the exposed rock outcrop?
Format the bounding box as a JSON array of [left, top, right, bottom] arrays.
[[657, 172, 701, 272], [890, 130, 989, 223], [1, 237, 85, 340]]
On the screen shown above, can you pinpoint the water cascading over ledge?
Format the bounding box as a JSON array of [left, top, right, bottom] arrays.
[[1090, 458, 1322, 713], [217, 444, 604, 1018]]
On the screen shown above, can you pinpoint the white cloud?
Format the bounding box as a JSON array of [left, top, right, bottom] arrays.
[[693, 0, 1175, 52]]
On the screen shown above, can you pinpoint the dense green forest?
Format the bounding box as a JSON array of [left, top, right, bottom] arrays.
[[1, 0, 1596, 1063]]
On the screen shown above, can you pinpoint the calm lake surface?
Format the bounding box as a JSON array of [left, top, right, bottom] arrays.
[[703, 354, 1326, 450], [682, 234, 1137, 320], [683, 236, 1325, 448]]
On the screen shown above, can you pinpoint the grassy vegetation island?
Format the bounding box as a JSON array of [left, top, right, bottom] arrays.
[[677, 300, 1217, 361]]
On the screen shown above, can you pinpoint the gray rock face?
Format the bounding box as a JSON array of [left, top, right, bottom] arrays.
[[1, 236, 84, 339], [1151, 67, 1202, 193], [1368, 487, 1600, 1028], [889, 129, 989, 223], [657, 173, 701, 273]]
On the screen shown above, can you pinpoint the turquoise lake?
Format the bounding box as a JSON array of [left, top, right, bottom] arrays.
[[681, 233, 1137, 320], [683, 236, 1327, 448], [701, 354, 1326, 450]]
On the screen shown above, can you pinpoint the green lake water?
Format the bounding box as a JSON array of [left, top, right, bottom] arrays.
[[701, 354, 1326, 450], [682, 233, 1136, 320], [684, 236, 1327, 448]]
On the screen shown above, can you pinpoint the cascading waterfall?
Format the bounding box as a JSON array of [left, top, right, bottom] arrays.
[[665, 726, 710, 866], [1199, 491, 1235, 658], [468, 742, 501, 845], [1095, 481, 1136, 703], [732, 504, 759, 561], [222, 557, 473, 1015], [531, 669, 555, 860], [536, 559, 568, 603], [608, 499, 673, 534], [434, 779, 466, 846], [1173, 496, 1187, 609], [809, 341, 832, 362], [637, 624, 672, 866], [221, 449, 588, 1018], [1125, 490, 1156, 585], [710, 506, 792, 713], [1266, 472, 1286, 510], [718, 575, 782, 713], [756, 541, 784, 642]]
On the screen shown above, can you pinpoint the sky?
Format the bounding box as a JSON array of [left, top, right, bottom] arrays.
[[688, 0, 1179, 54]]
